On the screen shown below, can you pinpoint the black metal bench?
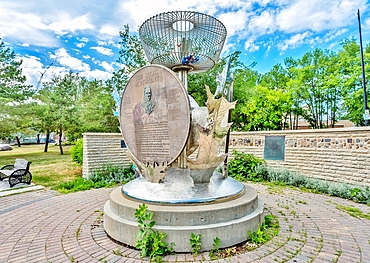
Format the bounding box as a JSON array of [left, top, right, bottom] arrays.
[[0, 158, 32, 187]]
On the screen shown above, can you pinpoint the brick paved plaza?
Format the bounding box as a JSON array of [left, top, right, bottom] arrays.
[[1, 183, 370, 263]]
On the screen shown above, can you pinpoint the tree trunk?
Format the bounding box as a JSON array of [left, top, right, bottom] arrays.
[[44, 133, 50, 153], [16, 136, 21, 147], [59, 128, 64, 155], [37, 134, 40, 144]]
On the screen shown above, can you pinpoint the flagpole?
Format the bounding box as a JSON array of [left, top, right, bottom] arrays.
[[358, 9, 368, 126]]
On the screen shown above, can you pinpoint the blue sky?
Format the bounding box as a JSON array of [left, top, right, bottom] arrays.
[[0, 0, 369, 88]]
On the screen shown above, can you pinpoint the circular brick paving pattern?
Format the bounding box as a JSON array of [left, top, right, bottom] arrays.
[[1, 184, 370, 263]]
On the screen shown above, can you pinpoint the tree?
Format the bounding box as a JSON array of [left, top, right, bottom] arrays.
[[260, 63, 302, 130], [113, 24, 148, 92], [338, 38, 368, 126], [0, 37, 33, 144], [286, 48, 336, 129], [260, 63, 290, 91], [37, 72, 81, 154], [78, 79, 119, 133]]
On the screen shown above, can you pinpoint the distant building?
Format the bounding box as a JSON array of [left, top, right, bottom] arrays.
[[296, 120, 355, 130]]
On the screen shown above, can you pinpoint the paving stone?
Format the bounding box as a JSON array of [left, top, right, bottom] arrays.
[[0, 184, 368, 262]]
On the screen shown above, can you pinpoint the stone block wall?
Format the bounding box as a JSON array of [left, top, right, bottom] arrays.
[[82, 133, 130, 178], [230, 127, 370, 186], [83, 128, 370, 186]]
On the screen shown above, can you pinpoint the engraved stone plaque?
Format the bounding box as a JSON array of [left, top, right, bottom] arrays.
[[264, 136, 285, 161], [120, 64, 190, 165]]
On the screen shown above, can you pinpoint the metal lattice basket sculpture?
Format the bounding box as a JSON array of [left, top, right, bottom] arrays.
[[139, 11, 227, 73]]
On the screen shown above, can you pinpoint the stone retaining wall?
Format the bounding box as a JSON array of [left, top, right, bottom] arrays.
[[83, 128, 370, 186], [230, 127, 370, 186], [82, 133, 129, 177]]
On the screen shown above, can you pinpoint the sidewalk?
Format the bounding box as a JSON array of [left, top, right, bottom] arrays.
[[1, 183, 370, 263]]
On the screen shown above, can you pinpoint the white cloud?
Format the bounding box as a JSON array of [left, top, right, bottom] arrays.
[[278, 31, 312, 51], [80, 69, 112, 81], [18, 55, 44, 87], [18, 55, 68, 87], [323, 29, 348, 43], [99, 24, 121, 37], [364, 17, 370, 30], [218, 9, 251, 39], [97, 41, 108, 46], [50, 48, 90, 71], [90, 46, 114, 56], [100, 61, 115, 73], [79, 37, 89, 42], [248, 10, 277, 36], [0, 8, 57, 47], [276, 0, 366, 33], [244, 39, 260, 52], [76, 42, 85, 48], [48, 14, 94, 35]]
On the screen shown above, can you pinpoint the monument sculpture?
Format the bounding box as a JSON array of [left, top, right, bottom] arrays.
[[104, 11, 264, 252]]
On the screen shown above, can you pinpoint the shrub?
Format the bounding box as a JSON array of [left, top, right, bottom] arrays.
[[228, 150, 265, 181], [54, 164, 136, 193], [88, 164, 136, 184], [70, 139, 83, 165], [255, 164, 370, 204]]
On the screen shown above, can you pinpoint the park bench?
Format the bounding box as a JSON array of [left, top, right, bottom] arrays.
[[0, 159, 32, 187]]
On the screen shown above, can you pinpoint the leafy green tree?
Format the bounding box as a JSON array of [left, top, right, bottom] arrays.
[[78, 79, 119, 133], [231, 65, 260, 131], [0, 37, 33, 144], [113, 24, 148, 92], [233, 84, 292, 131], [30, 100, 56, 152], [322, 52, 343, 127], [260, 63, 301, 129], [188, 66, 219, 106], [338, 38, 369, 126], [260, 63, 290, 91], [188, 51, 246, 106], [286, 48, 336, 129], [37, 72, 81, 154]]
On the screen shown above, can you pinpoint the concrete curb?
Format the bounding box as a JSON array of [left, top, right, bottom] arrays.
[[0, 184, 44, 197]]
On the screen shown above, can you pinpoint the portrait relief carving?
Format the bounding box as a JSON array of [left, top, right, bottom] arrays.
[[133, 86, 156, 124], [141, 86, 155, 114]]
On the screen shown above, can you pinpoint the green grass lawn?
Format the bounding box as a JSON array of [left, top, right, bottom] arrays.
[[0, 144, 82, 189]]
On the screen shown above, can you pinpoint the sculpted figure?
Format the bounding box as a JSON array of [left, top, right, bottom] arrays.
[[141, 86, 155, 114], [133, 86, 155, 124]]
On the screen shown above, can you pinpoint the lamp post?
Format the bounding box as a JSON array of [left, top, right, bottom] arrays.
[[358, 9, 369, 126]]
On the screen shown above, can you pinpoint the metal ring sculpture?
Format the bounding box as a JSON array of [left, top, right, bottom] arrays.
[[139, 11, 227, 73]]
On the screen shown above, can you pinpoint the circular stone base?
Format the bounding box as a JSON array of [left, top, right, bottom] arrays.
[[122, 170, 245, 204], [104, 179, 265, 252]]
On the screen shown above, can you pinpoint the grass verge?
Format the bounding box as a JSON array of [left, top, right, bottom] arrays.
[[0, 144, 82, 189]]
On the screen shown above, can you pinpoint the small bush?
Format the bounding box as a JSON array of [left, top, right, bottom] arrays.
[[255, 164, 370, 204], [228, 150, 265, 181], [88, 164, 136, 184], [70, 139, 83, 165], [54, 164, 136, 193]]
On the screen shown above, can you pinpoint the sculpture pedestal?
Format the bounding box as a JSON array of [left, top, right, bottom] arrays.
[[104, 173, 265, 252]]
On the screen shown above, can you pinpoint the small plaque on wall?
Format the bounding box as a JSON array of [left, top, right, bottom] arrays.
[[264, 136, 285, 160]]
